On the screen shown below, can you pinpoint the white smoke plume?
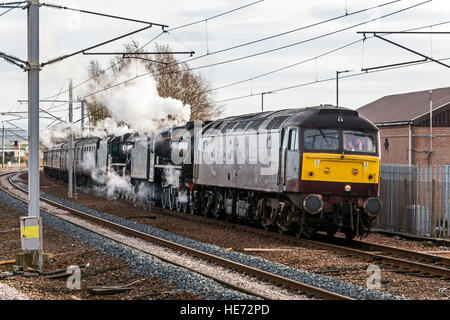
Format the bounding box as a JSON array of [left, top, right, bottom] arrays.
[[42, 61, 192, 200], [40, 119, 132, 148], [41, 61, 191, 145], [86, 61, 191, 134]]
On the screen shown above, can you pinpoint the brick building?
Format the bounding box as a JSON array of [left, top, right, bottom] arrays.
[[357, 87, 450, 166]]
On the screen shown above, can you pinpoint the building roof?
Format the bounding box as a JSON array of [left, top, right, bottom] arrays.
[[357, 87, 450, 124]]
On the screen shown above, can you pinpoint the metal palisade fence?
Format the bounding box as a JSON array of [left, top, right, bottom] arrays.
[[375, 164, 450, 238]]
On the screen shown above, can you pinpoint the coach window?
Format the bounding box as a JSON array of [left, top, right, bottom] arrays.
[[288, 128, 298, 151]]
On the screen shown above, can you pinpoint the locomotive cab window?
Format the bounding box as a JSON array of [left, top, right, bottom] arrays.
[[288, 128, 298, 151], [343, 131, 377, 153], [304, 129, 339, 151]]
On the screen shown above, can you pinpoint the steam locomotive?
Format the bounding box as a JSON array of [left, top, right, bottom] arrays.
[[43, 105, 382, 240]]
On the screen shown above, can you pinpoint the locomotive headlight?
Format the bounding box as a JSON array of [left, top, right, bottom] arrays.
[[324, 167, 330, 174], [303, 194, 323, 215], [352, 168, 358, 175], [364, 197, 382, 217], [344, 184, 351, 192]]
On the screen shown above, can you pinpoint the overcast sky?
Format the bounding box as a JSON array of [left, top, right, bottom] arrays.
[[1, 0, 450, 134]]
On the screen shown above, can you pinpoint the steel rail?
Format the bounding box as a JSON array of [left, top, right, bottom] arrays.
[[0, 172, 353, 300], [109, 192, 450, 279], [349, 239, 450, 268]]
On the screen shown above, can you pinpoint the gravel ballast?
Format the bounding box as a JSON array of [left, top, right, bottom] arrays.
[[0, 187, 253, 300], [0, 283, 29, 300], [11, 180, 402, 300]]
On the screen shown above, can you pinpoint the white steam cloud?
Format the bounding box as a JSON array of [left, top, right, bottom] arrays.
[[42, 61, 192, 200]]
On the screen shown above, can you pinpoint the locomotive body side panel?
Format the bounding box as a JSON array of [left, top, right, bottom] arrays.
[[195, 129, 281, 193]]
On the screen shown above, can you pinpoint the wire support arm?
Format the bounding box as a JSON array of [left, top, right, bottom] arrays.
[[41, 25, 152, 67], [0, 54, 27, 70], [373, 34, 450, 69], [82, 51, 195, 56], [40, 2, 168, 28]]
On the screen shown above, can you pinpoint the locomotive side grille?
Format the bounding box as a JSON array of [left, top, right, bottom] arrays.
[[245, 119, 265, 131], [233, 120, 252, 131], [221, 122, 238, 133], [205, 121, 223, 133]]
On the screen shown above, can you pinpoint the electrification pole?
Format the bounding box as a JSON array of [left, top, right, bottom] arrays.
[[261, 91, 276, 112], [19, 0, 43, 272], [80, 100, 85, 131], [68, 79, 73, 198], [17, 140, 20, 168], [27, 0, 40, 218], [336, 70, 352, 107], [429, 90, 433, 152]]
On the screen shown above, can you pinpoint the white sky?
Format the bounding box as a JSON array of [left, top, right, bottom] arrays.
[[1, 0, 450, 134]]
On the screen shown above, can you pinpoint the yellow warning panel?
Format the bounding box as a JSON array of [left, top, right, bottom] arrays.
[[21, 226, 39, 239], [302, 153, 380, 184]]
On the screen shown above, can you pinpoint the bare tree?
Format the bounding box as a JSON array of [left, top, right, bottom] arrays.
[[85, 41, 223, 125], [85, 60, 111, 126]]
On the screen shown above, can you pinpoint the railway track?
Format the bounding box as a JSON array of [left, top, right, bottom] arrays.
[[162, 210, 450, 279], [0, 172, 353, 300], [99, 185, 450, 280]]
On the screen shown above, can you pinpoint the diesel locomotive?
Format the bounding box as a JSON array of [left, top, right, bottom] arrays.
[[43, 105, 382, 240]]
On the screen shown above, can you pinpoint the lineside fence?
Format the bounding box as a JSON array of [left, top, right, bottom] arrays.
[[375, 164, 450, 238]]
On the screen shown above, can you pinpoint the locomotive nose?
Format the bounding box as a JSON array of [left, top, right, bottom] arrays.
[[363, 197, 382, 217]]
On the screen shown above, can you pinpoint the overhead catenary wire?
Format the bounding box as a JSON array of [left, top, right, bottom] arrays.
[[181, 0, 401, 64], [41, 25, 153, 67], [166, 0, 264, 32], [40, 2, 168, 28], [0, 52, 27, 69], [41, 1, 267, 101], [73, 53, 450, 126], [0, 1, 25, 16], [208, 19, 450, 93], [72, 6, 445, 118], [42, 31, 166, 102], [48, 0, 429, 114], [179, 0, 431, 70], [210, 55, 450, 105], [45, 80, 67, 111], [46, 0, 398, 107]]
